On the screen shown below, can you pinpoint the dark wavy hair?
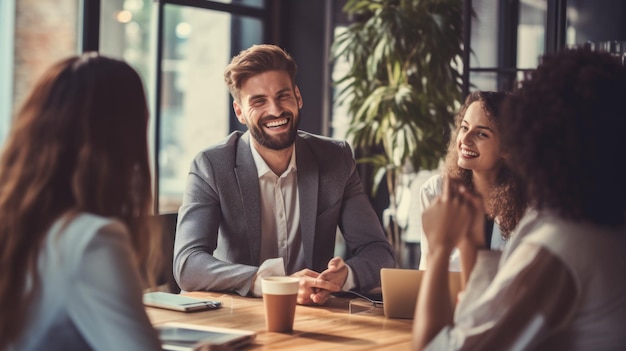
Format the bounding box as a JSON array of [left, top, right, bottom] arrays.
[[224, 44, 298, 103], [444, 91, 527, 236], [502, 48, 626, 227], [0, 53, 161, 347]]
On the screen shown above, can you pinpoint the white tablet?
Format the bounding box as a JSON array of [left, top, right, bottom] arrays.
[[157, 322, 256, 351]]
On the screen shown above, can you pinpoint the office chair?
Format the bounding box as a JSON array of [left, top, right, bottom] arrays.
[[148, 212, 181, 293]]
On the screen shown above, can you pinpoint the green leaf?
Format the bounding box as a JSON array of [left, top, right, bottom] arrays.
[[333, 0, 465, 194]]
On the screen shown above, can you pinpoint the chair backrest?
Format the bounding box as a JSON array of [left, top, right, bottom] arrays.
[[149, 212, 180, 293]]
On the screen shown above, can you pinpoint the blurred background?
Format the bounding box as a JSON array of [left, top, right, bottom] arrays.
[[1, 0, 625, 222]]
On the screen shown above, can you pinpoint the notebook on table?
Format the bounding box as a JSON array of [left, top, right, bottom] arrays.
[[380, 268, 462, 319], [157, 322, 256, 351]]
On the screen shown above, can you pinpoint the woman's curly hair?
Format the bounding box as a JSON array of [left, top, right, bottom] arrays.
[[444, 91, 527, 236], [502, 48, 626, 226]]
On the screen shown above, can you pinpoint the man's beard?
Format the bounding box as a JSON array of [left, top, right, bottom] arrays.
[[249, 111, 300, 150]]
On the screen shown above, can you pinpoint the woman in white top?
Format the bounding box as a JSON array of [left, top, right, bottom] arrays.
[[418, 91, 527, 273], [0, 53, 163, 350], [413, 48, 626, 350]]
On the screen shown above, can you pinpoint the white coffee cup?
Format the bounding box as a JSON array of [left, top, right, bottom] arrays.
[[261, 277, 299, 333]]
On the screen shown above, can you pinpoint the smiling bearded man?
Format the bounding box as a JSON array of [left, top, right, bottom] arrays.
[[172, 44, 395, 306], [233, 68, 301, 152]]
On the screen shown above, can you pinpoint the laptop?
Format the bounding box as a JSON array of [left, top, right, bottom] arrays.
[[380, 268, 423, 319], [380, 268, 462, 319]]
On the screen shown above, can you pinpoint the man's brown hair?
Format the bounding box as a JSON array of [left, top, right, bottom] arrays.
[[224, 44, 297, 103]]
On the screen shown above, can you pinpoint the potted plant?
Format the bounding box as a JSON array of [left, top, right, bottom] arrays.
[[331, 0, 465, 266]]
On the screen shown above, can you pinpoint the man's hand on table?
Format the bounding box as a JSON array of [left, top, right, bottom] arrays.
[[291, 257, 347, 305]]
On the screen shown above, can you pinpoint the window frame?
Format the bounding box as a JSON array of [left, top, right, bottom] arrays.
[[462, 0, 567, 97], [80, 0, 275, 213]]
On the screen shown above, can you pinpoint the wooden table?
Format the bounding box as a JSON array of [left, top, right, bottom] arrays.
[[146, 291, 413, 350]]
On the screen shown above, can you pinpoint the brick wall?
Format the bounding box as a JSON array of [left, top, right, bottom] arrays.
[[13, 0, 78, 113]]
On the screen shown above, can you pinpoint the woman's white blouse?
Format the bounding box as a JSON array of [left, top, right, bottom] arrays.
[[424, 210, 626, 350], [11, 214, 161, 351]]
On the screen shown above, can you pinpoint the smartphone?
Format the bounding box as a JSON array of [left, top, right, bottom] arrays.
[[143, 292, 222, 312]]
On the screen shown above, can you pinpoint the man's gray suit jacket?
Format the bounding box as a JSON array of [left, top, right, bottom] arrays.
[[173, 130, 395, 296]]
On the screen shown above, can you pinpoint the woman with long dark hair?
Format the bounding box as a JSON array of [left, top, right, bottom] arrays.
[[0, 52, 162, 350]]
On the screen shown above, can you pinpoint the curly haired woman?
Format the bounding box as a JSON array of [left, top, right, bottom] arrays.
[[413, 48, 626, 350], [418, 91, 527, 283]]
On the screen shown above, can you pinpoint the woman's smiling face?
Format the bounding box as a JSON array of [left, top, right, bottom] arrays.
[[456, 101, 503, 174]]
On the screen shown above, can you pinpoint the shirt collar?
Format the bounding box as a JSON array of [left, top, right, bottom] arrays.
[[249, 140, 297, 178]]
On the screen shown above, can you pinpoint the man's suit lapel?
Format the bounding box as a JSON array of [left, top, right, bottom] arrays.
[[295, 136, 319, 269], [234, 132, 262, 264]]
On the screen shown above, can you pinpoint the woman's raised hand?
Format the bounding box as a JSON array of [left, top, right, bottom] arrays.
[[421, 176, 481, 254]]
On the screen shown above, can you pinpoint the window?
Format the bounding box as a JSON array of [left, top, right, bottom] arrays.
[[0, 0, 16, 145], [565, 0, 626, 52], [97, 0, 269, 212], [467, 0, 546, 93]]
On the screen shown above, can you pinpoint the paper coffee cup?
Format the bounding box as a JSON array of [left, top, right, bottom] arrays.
[[261, 277, 299, 333]]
